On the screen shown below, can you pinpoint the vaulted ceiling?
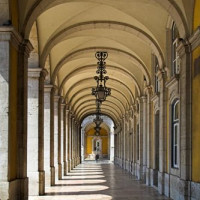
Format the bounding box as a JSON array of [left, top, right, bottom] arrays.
[[22, 0, 193, 124]]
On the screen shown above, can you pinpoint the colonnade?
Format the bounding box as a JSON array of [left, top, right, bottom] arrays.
[[0, 28, 81, 199], [114, 36, 196, 199], [27, 70, 81, 195]]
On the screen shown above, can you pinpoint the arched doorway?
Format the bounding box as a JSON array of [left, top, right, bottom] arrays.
[[81, 115, 115, 162]]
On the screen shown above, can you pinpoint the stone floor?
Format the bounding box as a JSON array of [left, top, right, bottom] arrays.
[[30, 161, 170, 200]]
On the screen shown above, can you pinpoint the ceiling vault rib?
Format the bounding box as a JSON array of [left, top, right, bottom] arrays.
[[58, 64, 141, 95], [71, 93, 125, 113], [51, 47, 151, 85]]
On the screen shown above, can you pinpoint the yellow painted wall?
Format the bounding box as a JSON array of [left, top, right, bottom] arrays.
[[192, 46, 200, 182], [193, 0, 200, 30], [86, 128, 108, 155], [8, 44, 18, 180], [10, 0, 19, 31], [192, 0, 200, 182]]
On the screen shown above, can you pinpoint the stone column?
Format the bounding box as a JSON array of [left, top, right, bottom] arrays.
[[54, 95, 59, 183], [68, 112, 72, 172], [77, 124, 80, 165], [50, 88, 55, 185], [58, 97, 64, 180], [38, 69, 47, 195], [142, 96, 147, 182], [64, 107, 69, 175], [157, 70, 167, 194], [44, 84, 53, 187], [122, 116, 126, 168], [81, 128, 85, 163], [137, 97, 144, 180], [27, 68, 42, 196], [145, 87, 152, 186], [0, 28, 32, 200], [71, 116, 75, 170], [177, 40, 192, 199]]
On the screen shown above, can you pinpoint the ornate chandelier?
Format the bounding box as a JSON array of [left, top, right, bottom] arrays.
[[92, 51, 111, 136], [92, 52, 111, 102]]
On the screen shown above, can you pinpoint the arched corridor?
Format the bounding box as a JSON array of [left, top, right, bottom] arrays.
[[0, 0, 200, 200]]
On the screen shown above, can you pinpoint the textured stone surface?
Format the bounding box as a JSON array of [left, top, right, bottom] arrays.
[[191, 181, 200, 200]]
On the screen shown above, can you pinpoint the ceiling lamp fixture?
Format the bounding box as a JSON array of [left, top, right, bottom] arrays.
[[92, 51, 111, 136], [92, 52, 111, 103]]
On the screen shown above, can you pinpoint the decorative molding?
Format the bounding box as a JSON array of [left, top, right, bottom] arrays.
[[165, 76, 179, 103], [54, 95, 60, 102], [151, 94, 159, 113], [44, 84, 53, 93], [28, 68, 42, 78]]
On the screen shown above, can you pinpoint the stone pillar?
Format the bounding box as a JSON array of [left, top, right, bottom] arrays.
[[0, 28, 32, 200], [157, 70, 167, 194], [38, 69, 47, 195], [44, 84, 53, 187], [122, 116, 126, 168], [54, 95, 59, 183], [177, 40, 192, 199], [145, 87, 152, 186], [50, 88, 55, 185], [58, 97, 64, 180], [138, 97, 144, 180], [68, 112, 72, 172], [71, 116, 74, 170], [27, 68, 42, 196], [142, 96, 147, 182], [76, 124, 80, 165], [64, 107, 69, 175]]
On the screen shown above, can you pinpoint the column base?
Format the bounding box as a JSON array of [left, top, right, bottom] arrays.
[[71, 159, 74, 170], [39, 171, 45, 195], [51, 166, 55, 186], [158, 171, 164, 194], [58, 163, 62, 180], [9, 177, 28, 200], [28, 171, 40, 196], [131, 162, 135, 175], [191, 181, 200, 199], [0, 181, 9, 200], [142, 165, 147, 183], [146, 167, 151, 186], [150, 168, 158, 187], [68, 160, 71, 172], [164, 173, 169, 197], [44, 167, 51, 187], [64, 161, 68, 176]]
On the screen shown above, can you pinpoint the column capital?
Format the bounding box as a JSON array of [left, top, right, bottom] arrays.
[[40, 69, 48, 79], [28, 68, 42, 78], [44, 84, 53, 93], [157, 69, 166, 81], [65, 104, 69, 111], [177, 39, 192, 58], [139, 95, 147, 103], [54, 95, 60, 102]]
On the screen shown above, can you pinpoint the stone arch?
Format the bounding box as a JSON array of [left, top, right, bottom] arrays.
[[58, 64, 141, 96], [51, 47, 151, 85], [39, 21, 165, 69], [23, 0, 189, 40], [71, 93, 126, 114]]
